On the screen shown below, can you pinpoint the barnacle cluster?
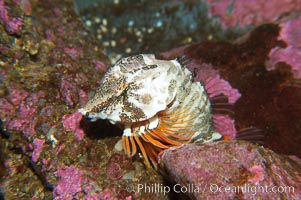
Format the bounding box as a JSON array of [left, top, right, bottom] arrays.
[[79, 54, 222, 168]]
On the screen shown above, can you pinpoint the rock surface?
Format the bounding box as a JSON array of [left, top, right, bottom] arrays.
[[159, 141, 301, 200]]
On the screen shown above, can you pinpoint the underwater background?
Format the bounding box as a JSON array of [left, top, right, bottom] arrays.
[[0, 0, 301, 199]]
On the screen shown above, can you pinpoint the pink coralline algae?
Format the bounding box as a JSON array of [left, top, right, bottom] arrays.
[[60, 79, 79, 107], [97, 187, 132, 200], [6, 91, 44, 137], [31, 138, 45, 162], [53, 165, 83, 199], [53, 165, 124, 200], [78, 89, 88, 107], [18, 0, 32, 15], [106, 163, 122, 180], [248, 165, 265, 185], [159, 140, 301, 200], [279, 16, 301, 46], [266, 15, 301, 79], [267, 47, 301, 78], [0, 98, 15, 119], [8, 119, 34, 137], [91, 59, 108, 72], [62, 111, 84, 141], [0, 0, 23, 34], [64, 47, 83, 60], [205, 0, 301, 29], [106, 153, 133, 180], [8, 88, 29, 106]]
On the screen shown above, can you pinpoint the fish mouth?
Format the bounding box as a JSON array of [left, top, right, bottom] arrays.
[[78, 108, 88, 117], [78, 109, 108, 122]]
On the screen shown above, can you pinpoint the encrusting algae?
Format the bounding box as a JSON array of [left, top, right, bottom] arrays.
[[79, 54, 223, 168]]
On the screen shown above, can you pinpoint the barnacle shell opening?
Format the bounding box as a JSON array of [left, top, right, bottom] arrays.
[[79, 54, 222, 168]]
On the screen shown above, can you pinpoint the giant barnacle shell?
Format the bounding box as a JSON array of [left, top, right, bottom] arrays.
[[79, 54, 222, 168]]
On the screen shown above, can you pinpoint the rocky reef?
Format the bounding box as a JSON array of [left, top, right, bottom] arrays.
[[159, 141, 301, 200], [1, 0, 301, 199]]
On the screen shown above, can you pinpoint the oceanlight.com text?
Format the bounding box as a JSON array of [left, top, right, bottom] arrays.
[[126, 183, 295, 196]]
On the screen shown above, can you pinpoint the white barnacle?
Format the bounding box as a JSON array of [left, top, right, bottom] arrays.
[[79, 54, 222, 168]]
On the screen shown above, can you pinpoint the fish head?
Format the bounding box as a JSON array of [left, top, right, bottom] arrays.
[[79, 54, 181, 124]]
